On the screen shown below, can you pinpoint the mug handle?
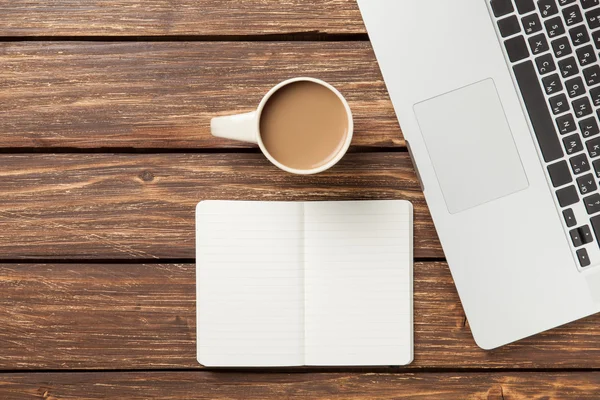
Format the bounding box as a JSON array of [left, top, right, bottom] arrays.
[[210, 111, 259, 144]]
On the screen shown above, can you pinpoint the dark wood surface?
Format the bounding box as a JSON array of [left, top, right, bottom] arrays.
[[0, 42, 400, 149], [3, 262, 600, 372], [0, 153, 438, 259], [0, 1, 366, 36], [3, 372, 600, 400], [0, 1, 593, 398]]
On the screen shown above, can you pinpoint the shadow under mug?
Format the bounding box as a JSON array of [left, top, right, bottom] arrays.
[[210, 77, 354, 175]]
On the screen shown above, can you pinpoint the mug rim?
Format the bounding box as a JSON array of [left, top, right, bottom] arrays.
[[255, 77, 354, 175]]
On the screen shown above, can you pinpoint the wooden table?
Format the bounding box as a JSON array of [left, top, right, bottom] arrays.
[[1, 1, 600, 398]]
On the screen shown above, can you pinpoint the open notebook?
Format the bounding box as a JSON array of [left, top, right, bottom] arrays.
[[196, 200, 413, 367]]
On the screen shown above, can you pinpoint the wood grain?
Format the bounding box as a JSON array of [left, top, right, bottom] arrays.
[[2, 371, 600, 399], [0, 1, 366, 37], [0, 152, 439, 259], [0, 42, 400, 149], [3, 262, 600, 370]]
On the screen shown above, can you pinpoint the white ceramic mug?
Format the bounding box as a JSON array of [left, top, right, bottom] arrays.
[[210, 77, 354, 175]]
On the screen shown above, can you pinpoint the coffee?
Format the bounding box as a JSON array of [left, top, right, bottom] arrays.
[[260, 81, 349, 170]]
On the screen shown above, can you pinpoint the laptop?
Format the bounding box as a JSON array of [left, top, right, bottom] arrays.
[[358, 0, 600, 349]]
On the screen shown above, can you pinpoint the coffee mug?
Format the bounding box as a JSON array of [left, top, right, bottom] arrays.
[[211, 77, 353, 175]]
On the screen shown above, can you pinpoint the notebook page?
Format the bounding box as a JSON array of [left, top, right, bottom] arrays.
[[196, 201, 304, 367], [303, 200, 413, 366]]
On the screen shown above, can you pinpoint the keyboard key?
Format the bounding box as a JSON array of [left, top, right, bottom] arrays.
[[542, 73, 563, 95], [558, 56, 579, 78], [586, 9, 600, 30], [539, 0, 558, 18], [573, 97, 593, 118], [522, 13, 543, 35], [582, 0, 599, 9], [583, 224, 597, 244], [592, 30, 600, 49], [594, 159, 600, 177], [592, 213, 600, 241], [584, 65, 600, 86], [569, 25, 591, 47], [550, 93, 569, 114], [591, 87, 600, 106], [557, 114, 577, 134], [566, 76, 585, 98], [548, 160, 574, 186], [580, 117, 600, 138], [505, 36, 530, 62], [545, 17, 565, 38], [563, 133, 583, 153], [557, 185, 580, 207], [577, 248, 591, 267], [536, 53, 556, 75], [571, 153, 591, 174], [552, 36, 572, 58], [577, 173, 597, 194], [571, 227, 584, 246], [563, 4, 584, 26], [563, 134, 583, 155], [585, 193, 600, 213], [516, 0, 535, 13], [529, 34, 549, 55], [491, 0, 514, 17], [589, 137, 600, 158], [576, 45, 597, 67], [563, 208, 577, 227], [525, 16, 544, 39], [558, 0, 576, 4], [498, 16, 521, 37], [581, 225, 594, 244]]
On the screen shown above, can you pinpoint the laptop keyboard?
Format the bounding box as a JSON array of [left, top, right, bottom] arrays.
[[491, 0, 600, 268]]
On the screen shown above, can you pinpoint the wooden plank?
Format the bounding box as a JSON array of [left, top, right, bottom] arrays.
[[0, 42, 400, 149], [0, 153, 440, 259], [2, 371, 600, 399], [3, 262, 600, 370], [0, 1, 366, 37]]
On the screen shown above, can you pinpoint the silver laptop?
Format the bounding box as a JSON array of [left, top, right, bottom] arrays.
[[359, 0, 600, 349]]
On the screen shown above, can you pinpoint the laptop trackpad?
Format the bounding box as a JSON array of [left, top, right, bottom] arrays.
[[414, 79, 529, 214]]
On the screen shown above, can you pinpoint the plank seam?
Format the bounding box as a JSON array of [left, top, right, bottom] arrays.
[[0, 367, 598, 374], [0, 33, 370, 42], [0, 147, 407, 154], [0, 258, 196, 264], [0, 257, 442, 264]]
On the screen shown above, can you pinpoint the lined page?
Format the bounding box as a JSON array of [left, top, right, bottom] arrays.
[[303, 200, 413, 366], [196, 201, 304, 367]]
